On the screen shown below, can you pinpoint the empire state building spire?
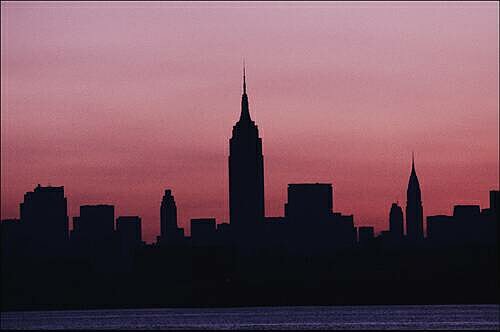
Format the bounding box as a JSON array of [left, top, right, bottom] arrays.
[[229, 65, 265, 238], [243, 64, 247, 94], [239, 64, 251, 122]]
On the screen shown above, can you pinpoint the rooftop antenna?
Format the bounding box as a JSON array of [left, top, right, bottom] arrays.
[[243, 58, 246, 94]]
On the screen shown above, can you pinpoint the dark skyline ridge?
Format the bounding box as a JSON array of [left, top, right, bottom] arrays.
[[2, 70, 498, 312], [2, 70, 497, 241], [2, 63, 497, 242], [1, 2, 498, 315]]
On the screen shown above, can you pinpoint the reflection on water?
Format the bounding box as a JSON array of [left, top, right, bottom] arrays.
[[1, 304, 499, 330]]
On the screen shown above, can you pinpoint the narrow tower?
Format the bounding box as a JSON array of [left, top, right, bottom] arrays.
[[229, 66, 265, 234], [159, 189, 183, 244], [389, 202, 404, 240], [405, 154, 424, 241]]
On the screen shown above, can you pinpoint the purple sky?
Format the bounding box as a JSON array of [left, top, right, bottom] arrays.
[[1, 2, 498, 242]]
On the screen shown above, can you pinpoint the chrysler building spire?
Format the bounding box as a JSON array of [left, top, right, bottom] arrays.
[[406, 154, 423, 241]]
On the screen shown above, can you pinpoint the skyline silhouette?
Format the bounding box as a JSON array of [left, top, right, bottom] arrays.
[[1, 2, 498, 243], [2, 143, 498, 310], [1, 1, 499, 320], [2, 69, 497, 245], [1, 70, 498, 249]]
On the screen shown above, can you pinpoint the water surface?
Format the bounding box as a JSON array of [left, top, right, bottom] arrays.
[[1, 304, 498, 330]]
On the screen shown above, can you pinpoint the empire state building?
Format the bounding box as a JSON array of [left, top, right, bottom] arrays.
[[228, 67, 265, 233]]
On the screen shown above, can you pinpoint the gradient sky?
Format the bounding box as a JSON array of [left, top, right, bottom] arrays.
[[1, 1, 498, 243]]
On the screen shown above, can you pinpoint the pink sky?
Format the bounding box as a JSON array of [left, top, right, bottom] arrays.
[[1, 2, 498, 242]]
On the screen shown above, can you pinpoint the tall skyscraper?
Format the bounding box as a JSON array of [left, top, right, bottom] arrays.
[[406, 155, 424, 241], [229, 67, 265, 232], [20, 184, 69, 254], [159, 189, 183, 244], [389, 202, 404, 239]]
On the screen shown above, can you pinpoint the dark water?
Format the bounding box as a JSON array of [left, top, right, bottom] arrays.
[[1, 305, 498, 330]]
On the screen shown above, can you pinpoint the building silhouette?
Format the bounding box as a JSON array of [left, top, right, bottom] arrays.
[[190, 218, 217, 247], [1, 219, 21, 258], [329, 212, 356, 248], [285, 183, 333, 251], [20, 184, 69, 255], [454, 205, 482, 244], [285, 184, 333, 224], [158, 189, 184, 245], [358, 226, 375, 245], [283, 183, 355, 251], [71, 204, 115, 254], [229, 66, 265, 236], [116, 216, 142, 251], [426, 190, 498, 246], [216, 222, 233, 245], [405, 155, 424, 241], [389, 202, 404, 240], [489, 190, 499, 213], [426, 215, 455, 244], [427, 199, 498, 246], [485, 190, 499, 241]]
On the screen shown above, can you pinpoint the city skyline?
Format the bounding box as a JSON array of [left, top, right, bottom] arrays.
[[1, 2, 498, 242], [2, 70, 497, 245], [1, 3, 499, 319]]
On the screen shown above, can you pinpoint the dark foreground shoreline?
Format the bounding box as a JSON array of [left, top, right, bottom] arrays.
[[2, 243, 498, 312]]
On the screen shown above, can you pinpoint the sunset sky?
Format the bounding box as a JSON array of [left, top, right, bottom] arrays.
[[1, 2, 498, 242]]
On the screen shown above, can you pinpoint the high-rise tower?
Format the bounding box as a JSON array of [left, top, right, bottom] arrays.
[[229, 66, 265, 233], [20, 184, 69, 255], [159, 189, 183, 244], [406, 154, 424, 241], [389, 202, 404, 239]]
